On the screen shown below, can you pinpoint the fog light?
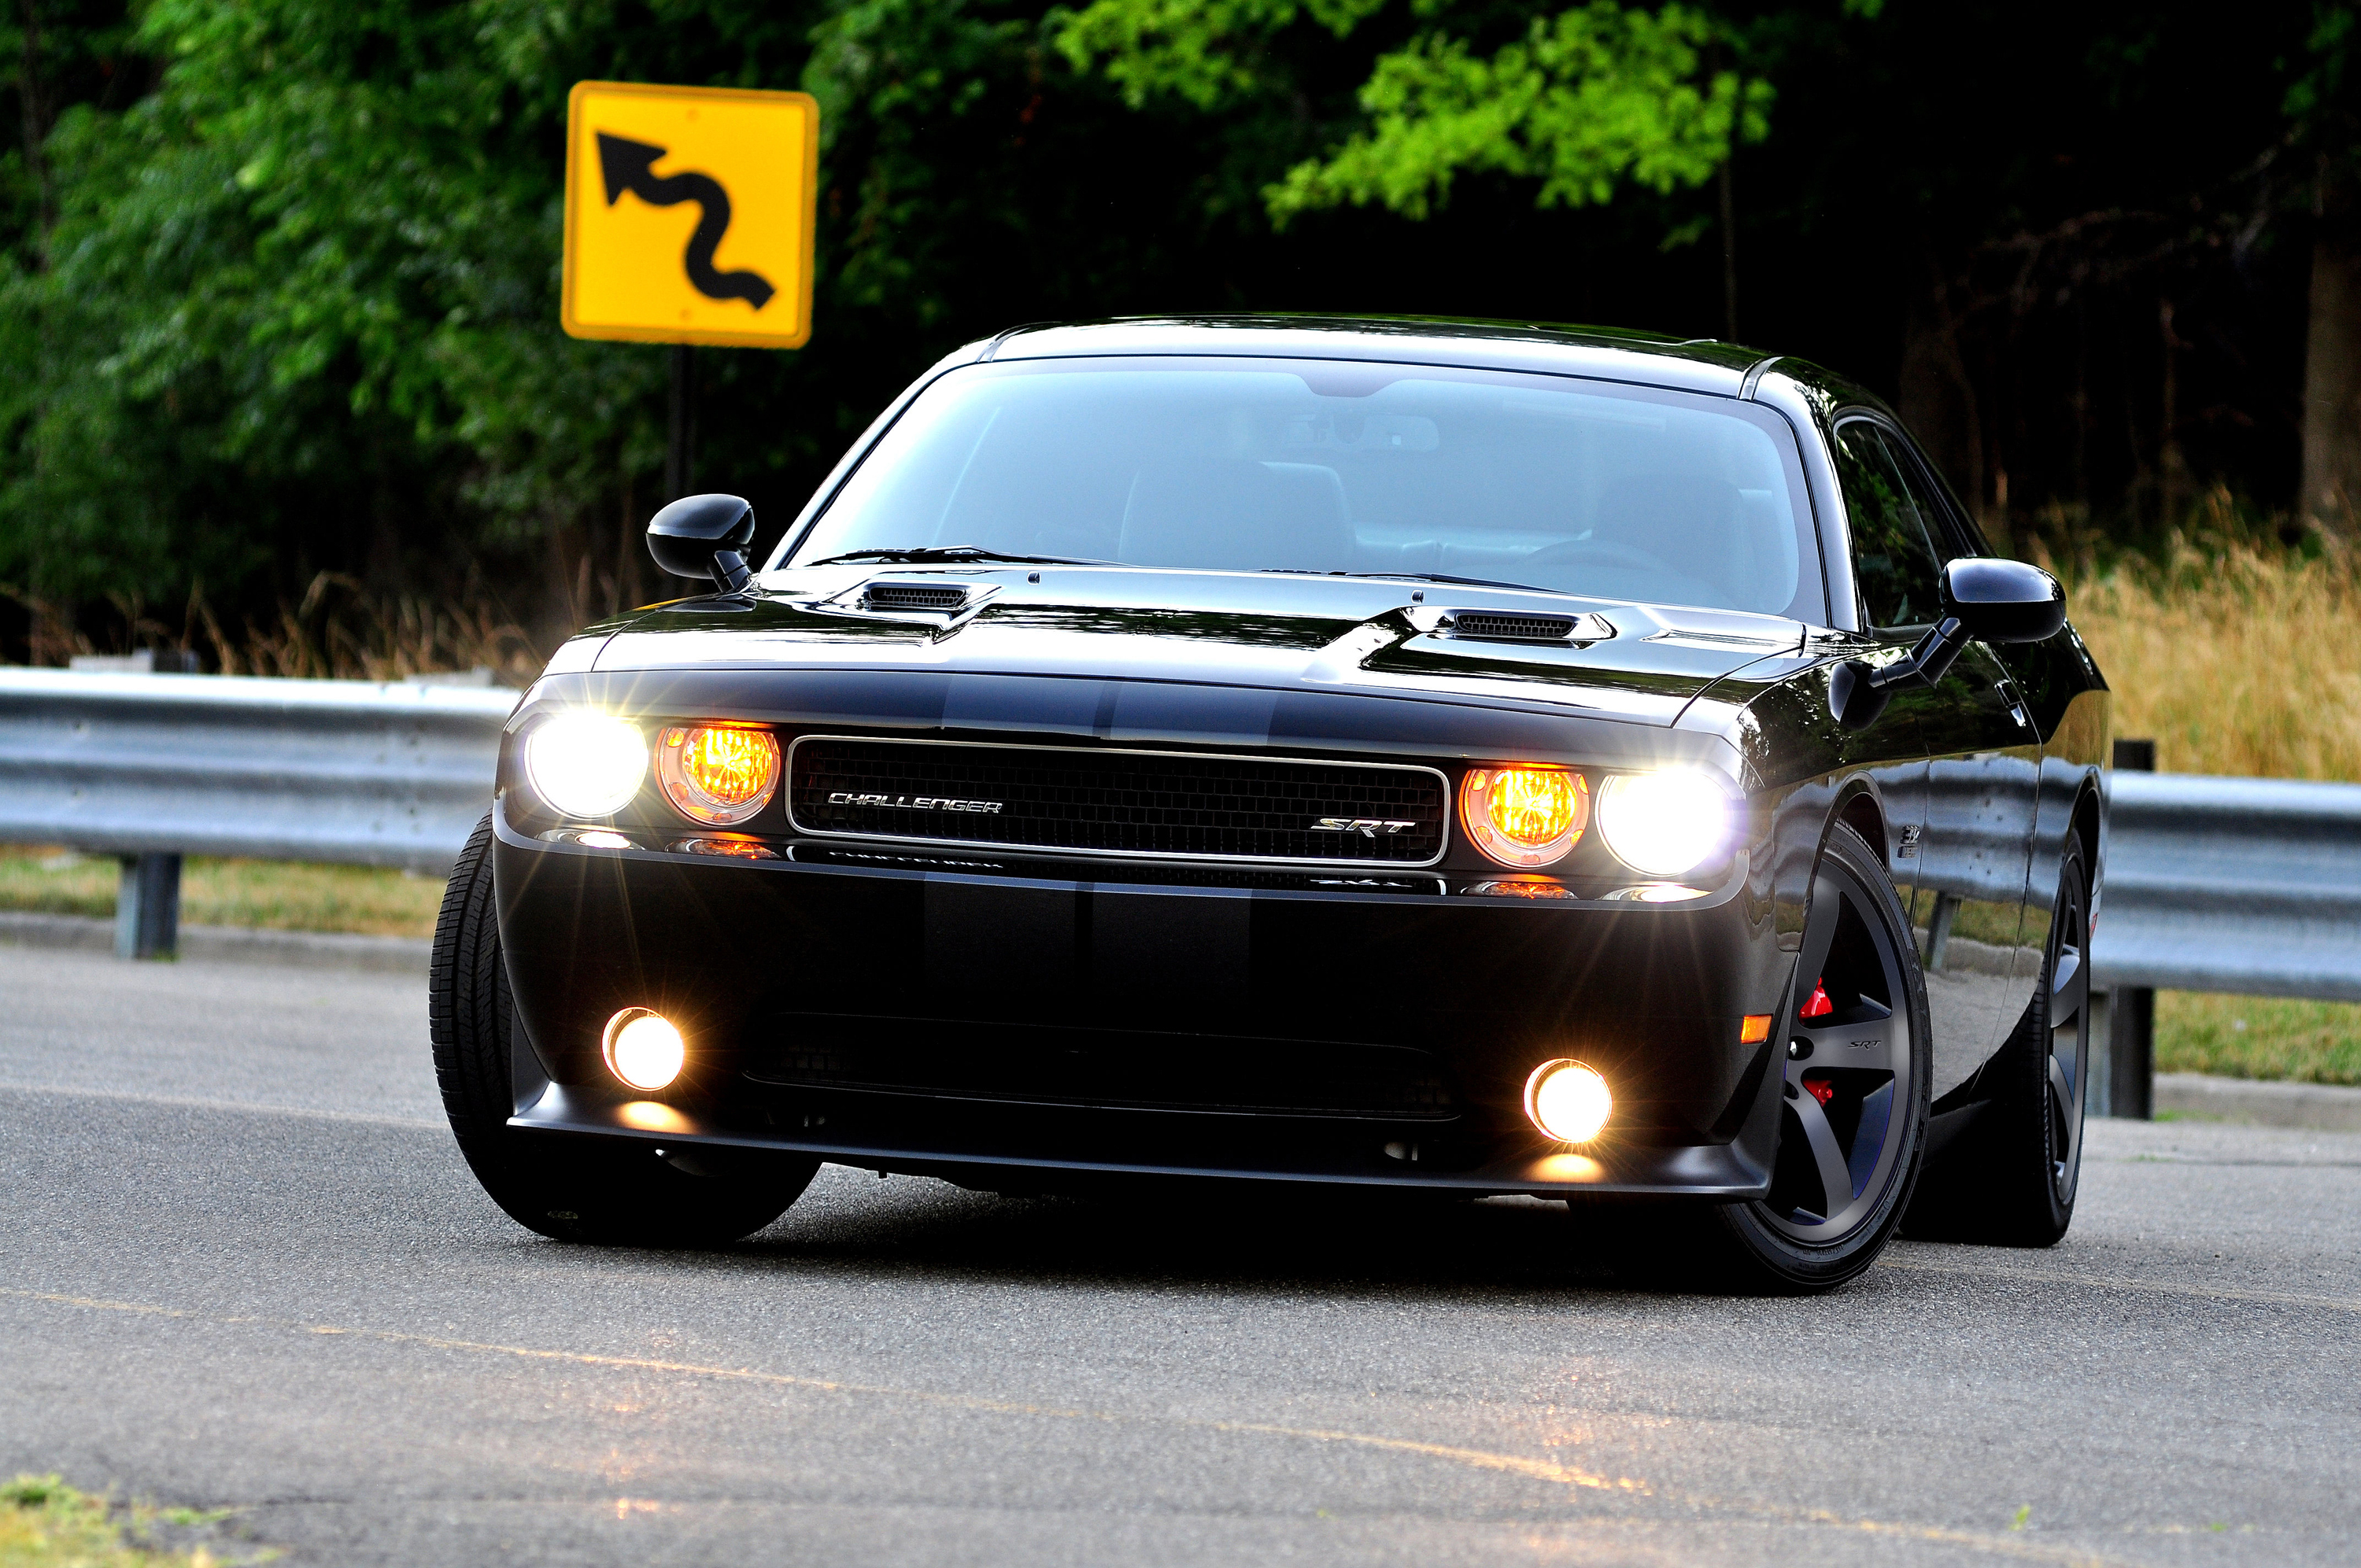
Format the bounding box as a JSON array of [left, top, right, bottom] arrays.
[[603, 1008, 685, 1092], [1524, 1060, 1612, 1144]]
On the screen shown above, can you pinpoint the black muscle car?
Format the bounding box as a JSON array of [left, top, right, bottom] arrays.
[[430, 315, 2108, 1289]]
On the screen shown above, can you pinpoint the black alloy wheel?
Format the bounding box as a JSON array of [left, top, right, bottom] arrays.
[[429, 814, 819, 1247], [1696, 822, 1933, 1289]]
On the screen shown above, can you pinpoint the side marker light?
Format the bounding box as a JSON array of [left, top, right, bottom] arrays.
[[1524, 1060, 1612, 1145], [602, 1008, 685, 1092], [1740, 1014, 1773, 1044]]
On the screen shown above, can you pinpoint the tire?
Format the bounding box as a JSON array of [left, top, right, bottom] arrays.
[[429, 813, 818, 1246], [1908, 834, 2091, 1247], [1588, 822, 1932, 1292]]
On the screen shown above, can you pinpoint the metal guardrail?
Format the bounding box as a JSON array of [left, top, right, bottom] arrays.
[[2093, 770, 2361, 1002], [1, 670, 2356, 998], [0, 670, 513, 953]]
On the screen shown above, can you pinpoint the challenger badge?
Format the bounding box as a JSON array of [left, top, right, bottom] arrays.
[[828, 792, 1005, 814]]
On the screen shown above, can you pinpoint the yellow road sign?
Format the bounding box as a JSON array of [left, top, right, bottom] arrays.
[[562, 81, 818, 349]]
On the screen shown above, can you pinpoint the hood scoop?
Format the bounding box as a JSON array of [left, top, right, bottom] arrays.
[[1435, 609, 1615, 645], [807, 576, 1000, 628], [864, 581, 974, 614]]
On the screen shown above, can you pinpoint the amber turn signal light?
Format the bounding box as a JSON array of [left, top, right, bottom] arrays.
[[1462, 766, 1588, 868], [1740, 1014, 1774, 1044], [656, 724, 781, 826]]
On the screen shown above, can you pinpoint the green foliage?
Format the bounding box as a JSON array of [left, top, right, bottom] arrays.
[[1266, 3, 1770, 223], [1058, 0, 1775, 227], [0, 0, 2343, 657], [1052, 0, 1387, 110]]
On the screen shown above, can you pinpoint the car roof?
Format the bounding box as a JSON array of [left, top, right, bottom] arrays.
[[972, 314, 1782, 399]]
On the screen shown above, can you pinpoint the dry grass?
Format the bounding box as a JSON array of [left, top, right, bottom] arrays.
[[2067, 533, 2361, 782], [2064, 521, 2361, 1087], [6, 572, 545, 688]]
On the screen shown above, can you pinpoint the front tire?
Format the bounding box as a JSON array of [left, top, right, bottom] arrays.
[[428, 813, 818, 1246], [1592, 822, 1932, 1292]]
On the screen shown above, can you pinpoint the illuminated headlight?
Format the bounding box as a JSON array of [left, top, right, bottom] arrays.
[[1461, 766, 1589, 868], [656, 725, 781, 826], [1596, 772, 1731, 876], [525, 714, 648, 818]]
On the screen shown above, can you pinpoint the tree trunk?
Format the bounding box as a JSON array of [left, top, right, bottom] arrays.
[[2301, 230, 2361, 537], [1897, 256, 1986, 525]]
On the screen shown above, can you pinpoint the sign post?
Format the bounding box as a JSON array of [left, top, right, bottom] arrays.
[[561, 80, 819, 496]]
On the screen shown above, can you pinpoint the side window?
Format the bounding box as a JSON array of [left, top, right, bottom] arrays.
[[1833, 420, 1946, 629]]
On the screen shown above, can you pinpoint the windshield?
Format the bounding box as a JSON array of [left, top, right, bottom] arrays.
[[780, 357, 1821, 620]]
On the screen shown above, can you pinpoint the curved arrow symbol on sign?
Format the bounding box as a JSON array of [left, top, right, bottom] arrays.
[[595, 132, 776, 311]]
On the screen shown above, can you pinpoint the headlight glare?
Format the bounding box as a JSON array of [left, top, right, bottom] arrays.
[[525, 714, 648, 818], [656, 725, 781, 825], [1597, 771, 1731, 876], [1461, 766, 1588, 868]]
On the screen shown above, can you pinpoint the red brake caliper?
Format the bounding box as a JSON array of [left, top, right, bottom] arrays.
[[1800, 977, 1834, 1019], [1798, 978, 1836, 1103]]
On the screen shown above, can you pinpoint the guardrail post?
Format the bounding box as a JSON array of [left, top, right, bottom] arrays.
[[2109, 986, 2154, 1120], [2087, 988, 2114, 1116], [2108, 736, 2156, 1119], [114, 853, 182, 960]]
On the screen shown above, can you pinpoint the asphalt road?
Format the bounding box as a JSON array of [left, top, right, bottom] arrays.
[[2, 943, 2357, 1567]]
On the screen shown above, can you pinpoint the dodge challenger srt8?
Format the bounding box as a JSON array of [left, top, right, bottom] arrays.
[[429, 315, 2107, 1290]]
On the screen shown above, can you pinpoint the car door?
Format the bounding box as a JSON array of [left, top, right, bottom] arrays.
[[1830, 417, 2037, 1100], [1885, 433, 2097, 1091]]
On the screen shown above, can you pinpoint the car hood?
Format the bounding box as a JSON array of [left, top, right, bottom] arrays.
[[583, 566, 1809, 728]]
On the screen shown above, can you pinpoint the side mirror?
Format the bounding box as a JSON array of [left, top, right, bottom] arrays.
[[1831, 557, 2064, 729], [648, 493, 757, 594], [1940, 557, 2065, 644]]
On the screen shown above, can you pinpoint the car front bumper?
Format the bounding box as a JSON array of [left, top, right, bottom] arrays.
[[492, 799, 1794, 1199]]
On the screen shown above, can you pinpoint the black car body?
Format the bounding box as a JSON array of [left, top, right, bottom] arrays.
[[456, 316, 2109, 1284]]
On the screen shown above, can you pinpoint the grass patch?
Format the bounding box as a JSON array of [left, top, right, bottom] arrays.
[[2068, 537, 2361, 782], [2155, 991, 2361, 1086], [0, 1474, 246, 1567], [0, 846, 445, 939]]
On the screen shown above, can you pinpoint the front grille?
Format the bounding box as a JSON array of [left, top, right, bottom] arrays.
[[746, 1016, 1458, 1120], [788, 738, 1448, 865], [1445, 611, 1575, 642], [865, 582, 970, 612]]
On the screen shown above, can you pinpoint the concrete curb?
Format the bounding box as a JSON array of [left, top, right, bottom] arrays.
[[0, 910, 430, 975], [2153, 1072, 2361, 1132]]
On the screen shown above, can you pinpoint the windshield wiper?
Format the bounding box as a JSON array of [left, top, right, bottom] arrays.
[[805, 546, 1114, 567], [1309, 570, 1560, 595]]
